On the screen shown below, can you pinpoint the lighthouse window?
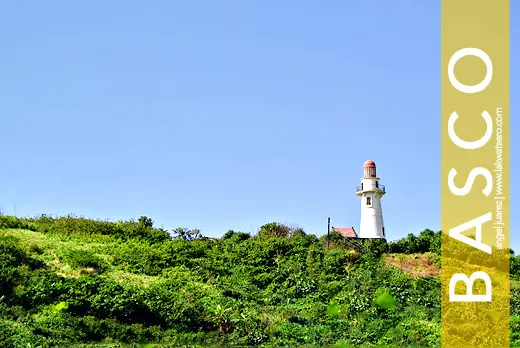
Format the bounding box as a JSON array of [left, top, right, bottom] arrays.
[[382, 227, 385, 237], [375, 181, 379, 188], [366, 197, 371, 205]]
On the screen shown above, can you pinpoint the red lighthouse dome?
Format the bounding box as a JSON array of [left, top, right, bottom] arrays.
[[363, 160, 377, 177]]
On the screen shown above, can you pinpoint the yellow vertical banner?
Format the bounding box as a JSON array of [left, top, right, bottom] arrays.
[[441, 1, 510, 347]]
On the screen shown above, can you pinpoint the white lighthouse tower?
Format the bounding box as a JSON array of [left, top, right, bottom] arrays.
[[356, 160, 386, 239]]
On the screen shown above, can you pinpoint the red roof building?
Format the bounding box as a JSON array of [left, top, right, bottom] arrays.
[[332, 227, 358, 238]]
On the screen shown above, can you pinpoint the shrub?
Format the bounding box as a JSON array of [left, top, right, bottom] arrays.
[[172, 227, 203, 241], [362, 238, 389, 254], [0, 218, 486, 346], [0, 216, 38, 231], [26, 242, 43, 255], [61, 249, 106, 273], [222, 230, 251, 242], [258, 222, 305, 239], [28, 215, 171, 244], [388, 229, 441, 254]]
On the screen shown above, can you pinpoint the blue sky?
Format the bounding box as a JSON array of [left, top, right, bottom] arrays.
[[1, 2, 517, 249]]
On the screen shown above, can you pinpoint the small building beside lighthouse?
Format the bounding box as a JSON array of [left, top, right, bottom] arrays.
[[356, 160, 386, 239]]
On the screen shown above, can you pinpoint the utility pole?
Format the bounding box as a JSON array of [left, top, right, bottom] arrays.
[[327, 217, 330, 249]]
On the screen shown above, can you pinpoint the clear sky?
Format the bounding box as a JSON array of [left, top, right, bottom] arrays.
[[1, 2, 517, 249]]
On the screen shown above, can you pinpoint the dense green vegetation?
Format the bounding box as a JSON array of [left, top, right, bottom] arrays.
[[0, 215, 517, 347]]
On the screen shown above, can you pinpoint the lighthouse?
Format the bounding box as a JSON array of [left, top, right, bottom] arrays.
[[356, 160, 386, 239]]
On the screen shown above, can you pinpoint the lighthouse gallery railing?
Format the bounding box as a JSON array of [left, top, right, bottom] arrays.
[[356, 185, 385, 193]]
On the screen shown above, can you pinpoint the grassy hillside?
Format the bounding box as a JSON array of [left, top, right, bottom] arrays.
[[0, 215, 516, 347]]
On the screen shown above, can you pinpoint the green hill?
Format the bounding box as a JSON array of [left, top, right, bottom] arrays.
[[0, 215, 517, 347]]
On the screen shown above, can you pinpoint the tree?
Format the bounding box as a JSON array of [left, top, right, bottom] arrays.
[[258, 222, 305, 239], [138, 216, 154, 228], [172, 227, 202, 241]]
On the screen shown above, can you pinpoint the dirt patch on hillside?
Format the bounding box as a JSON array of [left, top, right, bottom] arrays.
[[385, 253, 440, 278]]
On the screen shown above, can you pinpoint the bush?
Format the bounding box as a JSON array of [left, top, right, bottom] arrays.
[[61, 250, 106, 273], [222, 230, 250, 242], [362, 238, 389, 254], [0, 218, 495, 346], [512, 255, 520, 279], [28, 215, 171, 244], [27, 242, 43, 254], [0, 216, 38, 231], [258, 222, 304, 239], [388, 229, 441, 254]]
